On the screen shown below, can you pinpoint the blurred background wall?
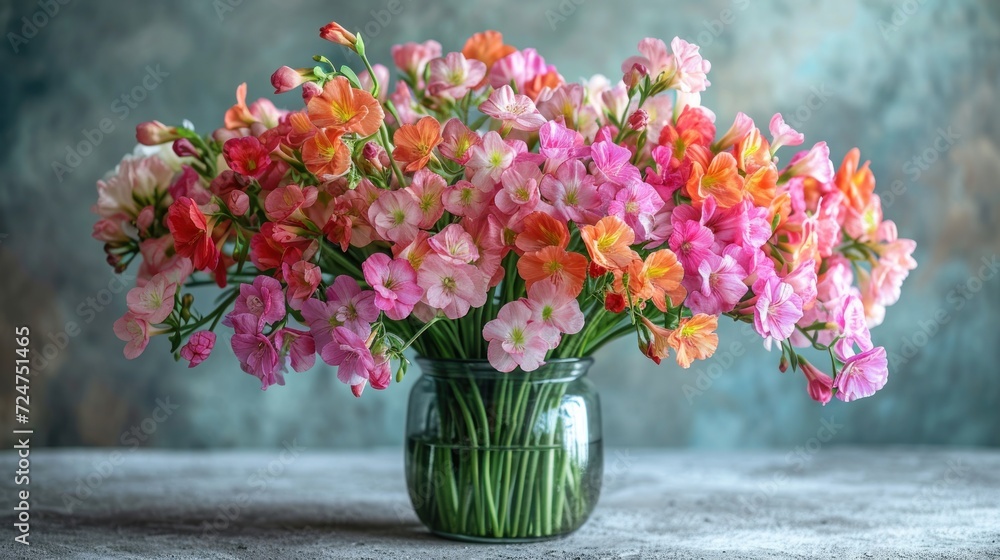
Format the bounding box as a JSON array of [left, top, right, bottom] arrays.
[[1, 0, 998, 450]]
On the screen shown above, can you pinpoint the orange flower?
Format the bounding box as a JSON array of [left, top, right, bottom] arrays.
[[307, 76, 384, 136], [642, 249, 686, 312], [687, 151, 745, 209], [462, 30, 516, 71], [515, 211, 569, 254], [834, 148, 875, 213], [523, 70, 563, 101], [392, 116, 442, 173], [734, 127, 772, 173], [517, 246, 587, 297], [743, 164, 777, 208], [224, 83, 255, 130], [579, 216, 639, 271], [667, 314, 719, 369], [612, 258, 651, 301], [301, 128, 351, 179], [640, 316, 673, 364]]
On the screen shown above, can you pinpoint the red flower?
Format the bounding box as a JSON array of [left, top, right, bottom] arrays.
[[223, 136, 272, 179], [167, 197, 220, 271]]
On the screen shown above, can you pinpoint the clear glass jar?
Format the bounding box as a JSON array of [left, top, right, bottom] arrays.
[[405, 357, 602, 542]]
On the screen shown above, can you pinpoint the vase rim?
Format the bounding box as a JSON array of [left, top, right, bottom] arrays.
[[414, 356, 594, 381]]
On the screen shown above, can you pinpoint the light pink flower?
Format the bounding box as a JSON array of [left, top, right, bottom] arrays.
[[489, 48, 554, 92], [666, 37, 711, 93], [526, 279, 584, 335], [608, 179, 663, 241], [714, 112, 754, 152], [785, 142, 834, 183], [369, 189, 422, 245], [428, 224, 480, 265], [801, 360, 833, 405], [687, 253, 747, 315], [590, 140, 641, 187], [418, 255, 488, 320], [228, 313, 283, 390], [300, 275, 378, 348], [322, 326, 376, 397], [782, 259, 819, 311], [444, 180, 491, 218], [753, 277, 804, 349], [404, 169, 447, 229], [391, 40, 442, 85], [769, 113, 804, 153], [483, 300, 557, 372], [495, 161, 543, 219], [274, 327, 316, 373], [126, 274, 177, 324], [438, 118, 481, 165], [621, 38, 673, 80], [231, 276, 286, 327], [282, 260, 322, 310], [834, 346, 889, 402], [669, 219, 716, 275], [466, 131, 516, 189], [479, 85, 546, 131], [113, 312, 151, 359], [540, 160, 601, 225], [94, 155, 174, 219], [362, 253, 423, 321], [428, 52, 486, 99], [180, 330, 215, 368], [834, 293, 873, 361]]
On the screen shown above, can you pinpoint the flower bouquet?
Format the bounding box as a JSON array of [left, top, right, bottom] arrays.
[[93, 21, 916, 540]]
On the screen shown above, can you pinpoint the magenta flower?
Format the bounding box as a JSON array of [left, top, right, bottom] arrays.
[[608, 179, 663, 241], [113, 312, 151, 360], [274, 327, 316, 373], [537, 120, 589, 171], [300, 275, 378, 348], [753, 277, 804, 349], [483, 300, 558, 372], [834, 346, 889, 402], [801, 360, 833, 405], [479, 85, 546, 131], [362, 253, 423, 321], [669, 219, 715, 275], [391, 40, 441, 85], [686, 253, 748, 315], [418, 255, 488, 320], [466, 130, 515, 188], [322, 326, 377, 397], [785, 141, 834, 183], [590, 140, 641, 187], [369, 189, 422, 245], [769, 113, 804, 153], [231, 276, 286, 327], [180, 331, 216, 368], [526, 279, 584, 335], [126, 273, 177, 324], [428, 52, 487, 99], [282, 260, 322, 311], [539, 160, 601, 225], [228, 313, 283, 390]]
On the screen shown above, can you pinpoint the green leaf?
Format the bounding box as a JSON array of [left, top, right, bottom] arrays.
[[339, 65, 362, 89]]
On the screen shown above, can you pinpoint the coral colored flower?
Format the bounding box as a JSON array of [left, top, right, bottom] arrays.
[[834, 148, 876, 213], [769, 113, 804, 153], [300, 275, 378, 348], [429, 52, 487, 99], [668, 219, 715, 275], [800, 360, 833, 405], [834, 346, 888, 402], [590, 140, 641, 187], [580, 216, 639, 270], [462, 30, 516, 71], [418, 255, 488, 319], [228, 313, 283, 389], [180, 330, 215, 368], [515, 211, 569, 254], [466, 130, 515, 188], [483, 300, 557, 372], [517, 246, 587, 297], [282, 260, 322, 311], [687, 152, 744, 209], [608, 179, 664, 241], [136, 120, 179, 145], [428, 224, 480, 265], [393, 116, 442, 173], [540, 160, 601, 224], [686, 253, 747, 315], [667, 314, 719, 369], [319, 21, 357, 49], [232, 275, 286, 327], [301, 127, 351, 180], [438, 118, 481, 165], [224, 83, 256, 129], [527, 279, 584, 334], [264, 184, 318, 223], [642, 249, 687, 311], [391, 40, 442, 84], [753, 277, 804, 349], [479, 85, 546, 131], [322, 326, 377, 396], [274, 327, 316, 373], [113, 312, 151, 360], [166, 197, 220, 271], [404, 169, 447, 228], [126, 273, 177, 324], [307, 76, 384, 136], [639, 316, 673, 364], [369, 190, 422, 244], [362, 253, 423, 320]]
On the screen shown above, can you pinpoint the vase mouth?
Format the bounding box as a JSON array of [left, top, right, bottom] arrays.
[[414, 356, 594, 381]]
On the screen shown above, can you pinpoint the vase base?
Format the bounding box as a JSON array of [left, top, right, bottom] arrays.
[[429, 528, 576, 544]]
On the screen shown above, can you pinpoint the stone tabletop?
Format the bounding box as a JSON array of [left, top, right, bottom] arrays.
[[1, 447, 998, 559]]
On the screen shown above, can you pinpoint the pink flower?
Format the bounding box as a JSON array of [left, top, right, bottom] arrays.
[[769, 113, 804, 153], [539, 160, 601, 224], [753, 277, 804, 349], [271, 66, 311, 94], [391, 40, 442, 85], [418, 255, 488, 320], [537, 120, 589, 171], [495, 161, 542, 219], [590, 140, 641, 187], [180, 331, 215, 368], [428, 224, 480, 265], [94, 155, 174, 219], [666, 37, 711, 93], [222, 136, 272, 179], [169, 166, 212, 205], [322, 326, 376, 397], [428, 52, 487, 99], [526, 279, 584, 334], [113, 312, 151, 360], [265, 184, 318, 222], [479, 85, 546, 131], [785, 142, 834, 183], [369, 350, 392, 391], [126, 273, 177, 324], [282, 260, 322, 311], [782, 259, 819, 310], [488, 48, 555, 93], [369, 190, 422, 244], [136, 120, 179, 145], [228, 313, 283, 390], [669, 219, 715, 275], [621, 38, 673, 80], [466, 131, 516, 188], [801, 360, 833, 405], [834, 346, 889, 402], [834, 293, 874, 361], [438, 118, 481, 165], [362, 253, 423, 321], [608, 179, 663, 241], [714, 112, 753, 151], [300, 275, 378, 348], [686, 253, 747, 315], [483, 300, 557, 372], [274, 327, 316, 373], [404, 169, 447, 229], [444, 180, 491, 218], [232, 276, 286, 327]]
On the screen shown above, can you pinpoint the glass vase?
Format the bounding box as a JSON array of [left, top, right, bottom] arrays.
[[404, 357, 602, 542]]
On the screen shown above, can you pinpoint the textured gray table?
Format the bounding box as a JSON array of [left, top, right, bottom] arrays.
[[1, 448, 998, 559]]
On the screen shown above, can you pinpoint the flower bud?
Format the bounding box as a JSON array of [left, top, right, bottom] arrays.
[[623, 62, 648, 90], [180, 293, 194, 321], [136, 121, 179, 145], [301, 81, 322, 102], [604, 292, 626, 313], [270, 66, 312, 94], [172, 138, 199, 158], [588, 261, 608, 278], [779, 354, 789, 373], [319, 21, 357, 50], [627, 109, 649, 131]]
